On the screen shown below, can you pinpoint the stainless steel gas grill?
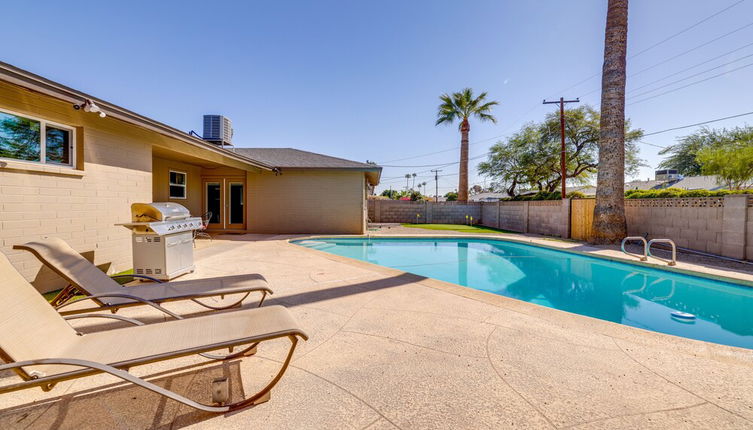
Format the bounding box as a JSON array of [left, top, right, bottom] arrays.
[[118, 202, 203, 280]]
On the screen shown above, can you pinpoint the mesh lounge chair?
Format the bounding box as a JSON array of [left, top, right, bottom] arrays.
[[14, 238, 272, 316], [193, 211, 213, 244], [0, 251, 308, 412]]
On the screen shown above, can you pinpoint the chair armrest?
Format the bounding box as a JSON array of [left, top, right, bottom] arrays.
[[55, 293, 183, 319], [63, 313, 145, 326]]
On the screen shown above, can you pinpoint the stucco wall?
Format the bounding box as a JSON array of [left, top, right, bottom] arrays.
[[152, 156, 203, 216], [247, 169, 366, 234], [0, 81, 151, 292]]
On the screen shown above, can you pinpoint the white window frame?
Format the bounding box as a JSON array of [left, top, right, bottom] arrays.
[[0, 108, 76, 168], [168, 170, 187, 199]]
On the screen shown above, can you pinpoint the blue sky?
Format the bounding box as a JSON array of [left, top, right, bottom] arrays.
[[2, 0, 752, 194]]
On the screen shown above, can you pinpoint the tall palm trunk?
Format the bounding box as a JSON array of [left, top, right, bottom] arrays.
[[592, 0, 628, 243], [458, 118, 470, 202]]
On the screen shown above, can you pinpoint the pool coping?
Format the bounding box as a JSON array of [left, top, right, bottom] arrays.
[[288, 233, 753, 358]]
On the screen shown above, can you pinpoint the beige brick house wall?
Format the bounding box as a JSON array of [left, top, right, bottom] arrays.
[[152, 156, 203, 216], [246, 169, 366, 234], [0, 81, 152, 292]]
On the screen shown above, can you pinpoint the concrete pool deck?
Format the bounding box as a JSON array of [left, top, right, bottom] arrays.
[[1, 230, 753, 429]]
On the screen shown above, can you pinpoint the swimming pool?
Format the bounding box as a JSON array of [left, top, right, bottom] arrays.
[[294, 237, 753, 349]]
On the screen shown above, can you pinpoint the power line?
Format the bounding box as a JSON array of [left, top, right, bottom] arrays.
[[380, 4, 752, 169], [630, 21, 753, 79], [642, 110, 753, 136], [627, 51, 753, 99], [580, 39, 753, 98], [550, 0, 748, 97], [628, 60, 753, 105], [629, 0, 748, 58]]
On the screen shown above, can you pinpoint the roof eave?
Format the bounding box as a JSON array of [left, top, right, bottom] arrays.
[[0, 62, 274, 171]]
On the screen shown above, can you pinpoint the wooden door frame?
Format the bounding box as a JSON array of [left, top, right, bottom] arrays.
[[201, 176, 246, 231]]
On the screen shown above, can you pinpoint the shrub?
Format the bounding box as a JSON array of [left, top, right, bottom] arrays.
[[655, 187, 683, 198], [678, 189, 710, 197], [567, 191, 587, 199]]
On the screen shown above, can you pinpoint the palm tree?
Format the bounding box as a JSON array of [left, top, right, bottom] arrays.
[[592, 0, 629, 243], [436, 88, 499, 202]]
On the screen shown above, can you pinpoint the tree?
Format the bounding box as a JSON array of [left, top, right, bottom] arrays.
[[436, 88, 499, 202], [697, 137, 753, 189], [659, 126, 753, 176], [593, 0, 629, 244], [444, 191, 458, 201], [469, 184, 484, 195], [0, 114, 41, 161], [478, 106, 643, 197], [381, 189, 400, 199]]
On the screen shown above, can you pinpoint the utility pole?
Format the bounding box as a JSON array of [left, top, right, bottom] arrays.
[[543, 97, 579, 199], [431, 169, 442, 201]]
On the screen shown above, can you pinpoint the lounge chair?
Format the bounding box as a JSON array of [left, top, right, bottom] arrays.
[[14, 238, 272, 316], [0, 251, 308, 412]]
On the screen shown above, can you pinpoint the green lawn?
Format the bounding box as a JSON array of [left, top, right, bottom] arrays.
[[400, 223, 516, 234]]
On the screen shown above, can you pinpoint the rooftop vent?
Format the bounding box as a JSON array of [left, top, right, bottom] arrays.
[[202, 115, 233, 147]]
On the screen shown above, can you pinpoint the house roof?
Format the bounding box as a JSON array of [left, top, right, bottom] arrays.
[[0, 62, 275, 172], [624, 179, 665, 191], [234, 148, 373, 169], [670, 175, 725, 190], [469, 192, 506, 201], [624, 175, 726, 191], [233, 148, 382, 185]]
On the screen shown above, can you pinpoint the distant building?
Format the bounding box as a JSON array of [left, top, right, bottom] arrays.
[[625, 171, 726, 192], [469, 192, 507, 202]]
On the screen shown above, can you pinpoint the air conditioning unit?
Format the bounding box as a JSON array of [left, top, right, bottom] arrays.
[[202, 115, 233, 146]]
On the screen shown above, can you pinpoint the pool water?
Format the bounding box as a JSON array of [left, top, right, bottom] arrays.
[[294, 237, 753, 350]]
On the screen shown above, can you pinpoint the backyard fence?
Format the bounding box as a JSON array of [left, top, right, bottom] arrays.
[[367, 194, 753, 261], [571, 199, 596, 241]]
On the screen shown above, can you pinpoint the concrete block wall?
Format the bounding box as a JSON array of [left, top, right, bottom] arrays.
[[625, 197, 725, 254], [528, 201, 566, 237], [481, 203, 498, 228], [747, 199, 753, 260], [370, 196, 751, 260], [478, 200, 565, 237], [368, 200, 481, 224], [498, 202, 528, 232]]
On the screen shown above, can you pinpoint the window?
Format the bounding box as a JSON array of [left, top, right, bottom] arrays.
[[0, 109, 75, 167], [169, 170, 187, 199]]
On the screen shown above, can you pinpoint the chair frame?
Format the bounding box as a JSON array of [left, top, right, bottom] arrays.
[[0, 322, 305, 412]]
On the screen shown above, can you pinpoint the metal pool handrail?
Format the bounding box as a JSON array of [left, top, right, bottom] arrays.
[[621, 236, 648, 261], [648, 238, 677, 266]]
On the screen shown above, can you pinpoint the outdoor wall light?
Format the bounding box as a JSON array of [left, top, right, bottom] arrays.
[[73, 99, 107, 118]]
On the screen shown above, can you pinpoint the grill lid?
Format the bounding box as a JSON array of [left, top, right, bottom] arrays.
[[131, 202, 190, 222]]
